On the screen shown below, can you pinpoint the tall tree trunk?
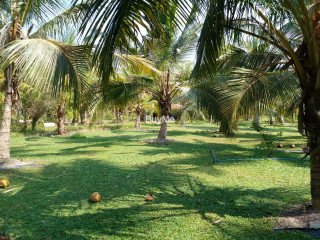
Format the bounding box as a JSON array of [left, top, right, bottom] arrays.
[[253, 112, 260, 127], [302, 89, 320, 209], [135, 105, 141, 130], [57, 101, 66, 135], [0, 68, 13, 162], [0, 14, 19, 163]]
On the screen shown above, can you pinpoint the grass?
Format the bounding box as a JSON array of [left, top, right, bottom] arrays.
[[0, 121, 314, 239]]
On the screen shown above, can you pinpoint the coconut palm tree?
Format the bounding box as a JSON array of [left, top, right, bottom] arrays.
[[0, 1, 90, 162], [192, 0, 320, 209], [193, 42, 300, 136], [75, 0, 320, 208]]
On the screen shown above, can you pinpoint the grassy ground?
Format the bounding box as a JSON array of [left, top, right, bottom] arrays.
[[0, 121, 314, 239]]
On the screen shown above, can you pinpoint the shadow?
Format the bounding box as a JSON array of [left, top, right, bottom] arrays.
[[0, 159, 312, 239]]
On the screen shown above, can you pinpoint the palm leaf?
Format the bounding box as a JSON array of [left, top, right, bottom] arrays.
[[0, 38, 91, 104]]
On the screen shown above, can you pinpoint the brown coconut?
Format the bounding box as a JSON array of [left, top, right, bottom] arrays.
[[277, 143, 283, 149], [145, 194, 155, 202], [0, 179, 10, 188], [90, 192, 101, 203], [290, 144, 296, 148]]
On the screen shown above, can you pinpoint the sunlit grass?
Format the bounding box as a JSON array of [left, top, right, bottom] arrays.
[[0, 121, 313, 239]]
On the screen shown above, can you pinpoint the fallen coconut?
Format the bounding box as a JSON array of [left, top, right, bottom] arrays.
[[290, 144, 296, 148], [145, 193, 155, 202], [277, 143, 283, 148], [90, 192, 101, 203], [0, 179, 10, 188]]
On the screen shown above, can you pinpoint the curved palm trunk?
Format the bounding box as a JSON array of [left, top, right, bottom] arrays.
[[57, 101, 66, 135], [0, 68, 13, 162]]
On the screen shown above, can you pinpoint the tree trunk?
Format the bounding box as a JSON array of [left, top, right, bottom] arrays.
[[32, 117, 39, 131], [298, 104, 305, 136], [0, 68, 13, 162], [23, 112, 28, 131], [302, 90, 320, 210], [269, 111, 275, 125], [116, 108, 122, 124], [142, 111, 146, 123], [310, 150, 320, 209], [135, 105, 141, 130], [182, 111, 187, 128], [57, 101, 66, 135], [253, 112, 260, 127], [157, 96, 171, 141], [80, 111, 86, 125], [219, 118, 236, 137], [72, 109, 78, 125], [158, 116, 168, 140]]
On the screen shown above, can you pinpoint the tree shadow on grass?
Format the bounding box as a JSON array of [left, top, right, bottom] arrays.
[[140, 139, 310, 169], [0, 159, 312, 240]]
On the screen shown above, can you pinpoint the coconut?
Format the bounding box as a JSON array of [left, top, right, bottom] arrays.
[[90, 192, 101, 203], [0, 179, 9, 188], [145, 194, 155, 202], [290, 144, 296, 148], [277, 143, 283, 148]]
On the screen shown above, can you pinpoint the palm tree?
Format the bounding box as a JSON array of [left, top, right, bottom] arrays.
[[76, 0, 320, 208], [0, 1, 89, 162], [192, 0, 320, 209], [193, 43, 300, 136], [18, 83, 55, 131]]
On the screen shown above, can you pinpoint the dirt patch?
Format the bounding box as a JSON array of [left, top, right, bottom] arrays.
[[275, 203, 320, 236], [0, 159, 42, 170], [143, 139, 175, 144]]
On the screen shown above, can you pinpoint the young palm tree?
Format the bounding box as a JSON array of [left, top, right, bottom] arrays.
[[0, 1, 89, 162]]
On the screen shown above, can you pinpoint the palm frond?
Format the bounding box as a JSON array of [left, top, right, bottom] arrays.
[[30, 3, 89, 39], [0, 38, 91, 104]]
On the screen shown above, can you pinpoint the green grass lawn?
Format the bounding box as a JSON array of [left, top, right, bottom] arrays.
[[0, 122, 314, 239]]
